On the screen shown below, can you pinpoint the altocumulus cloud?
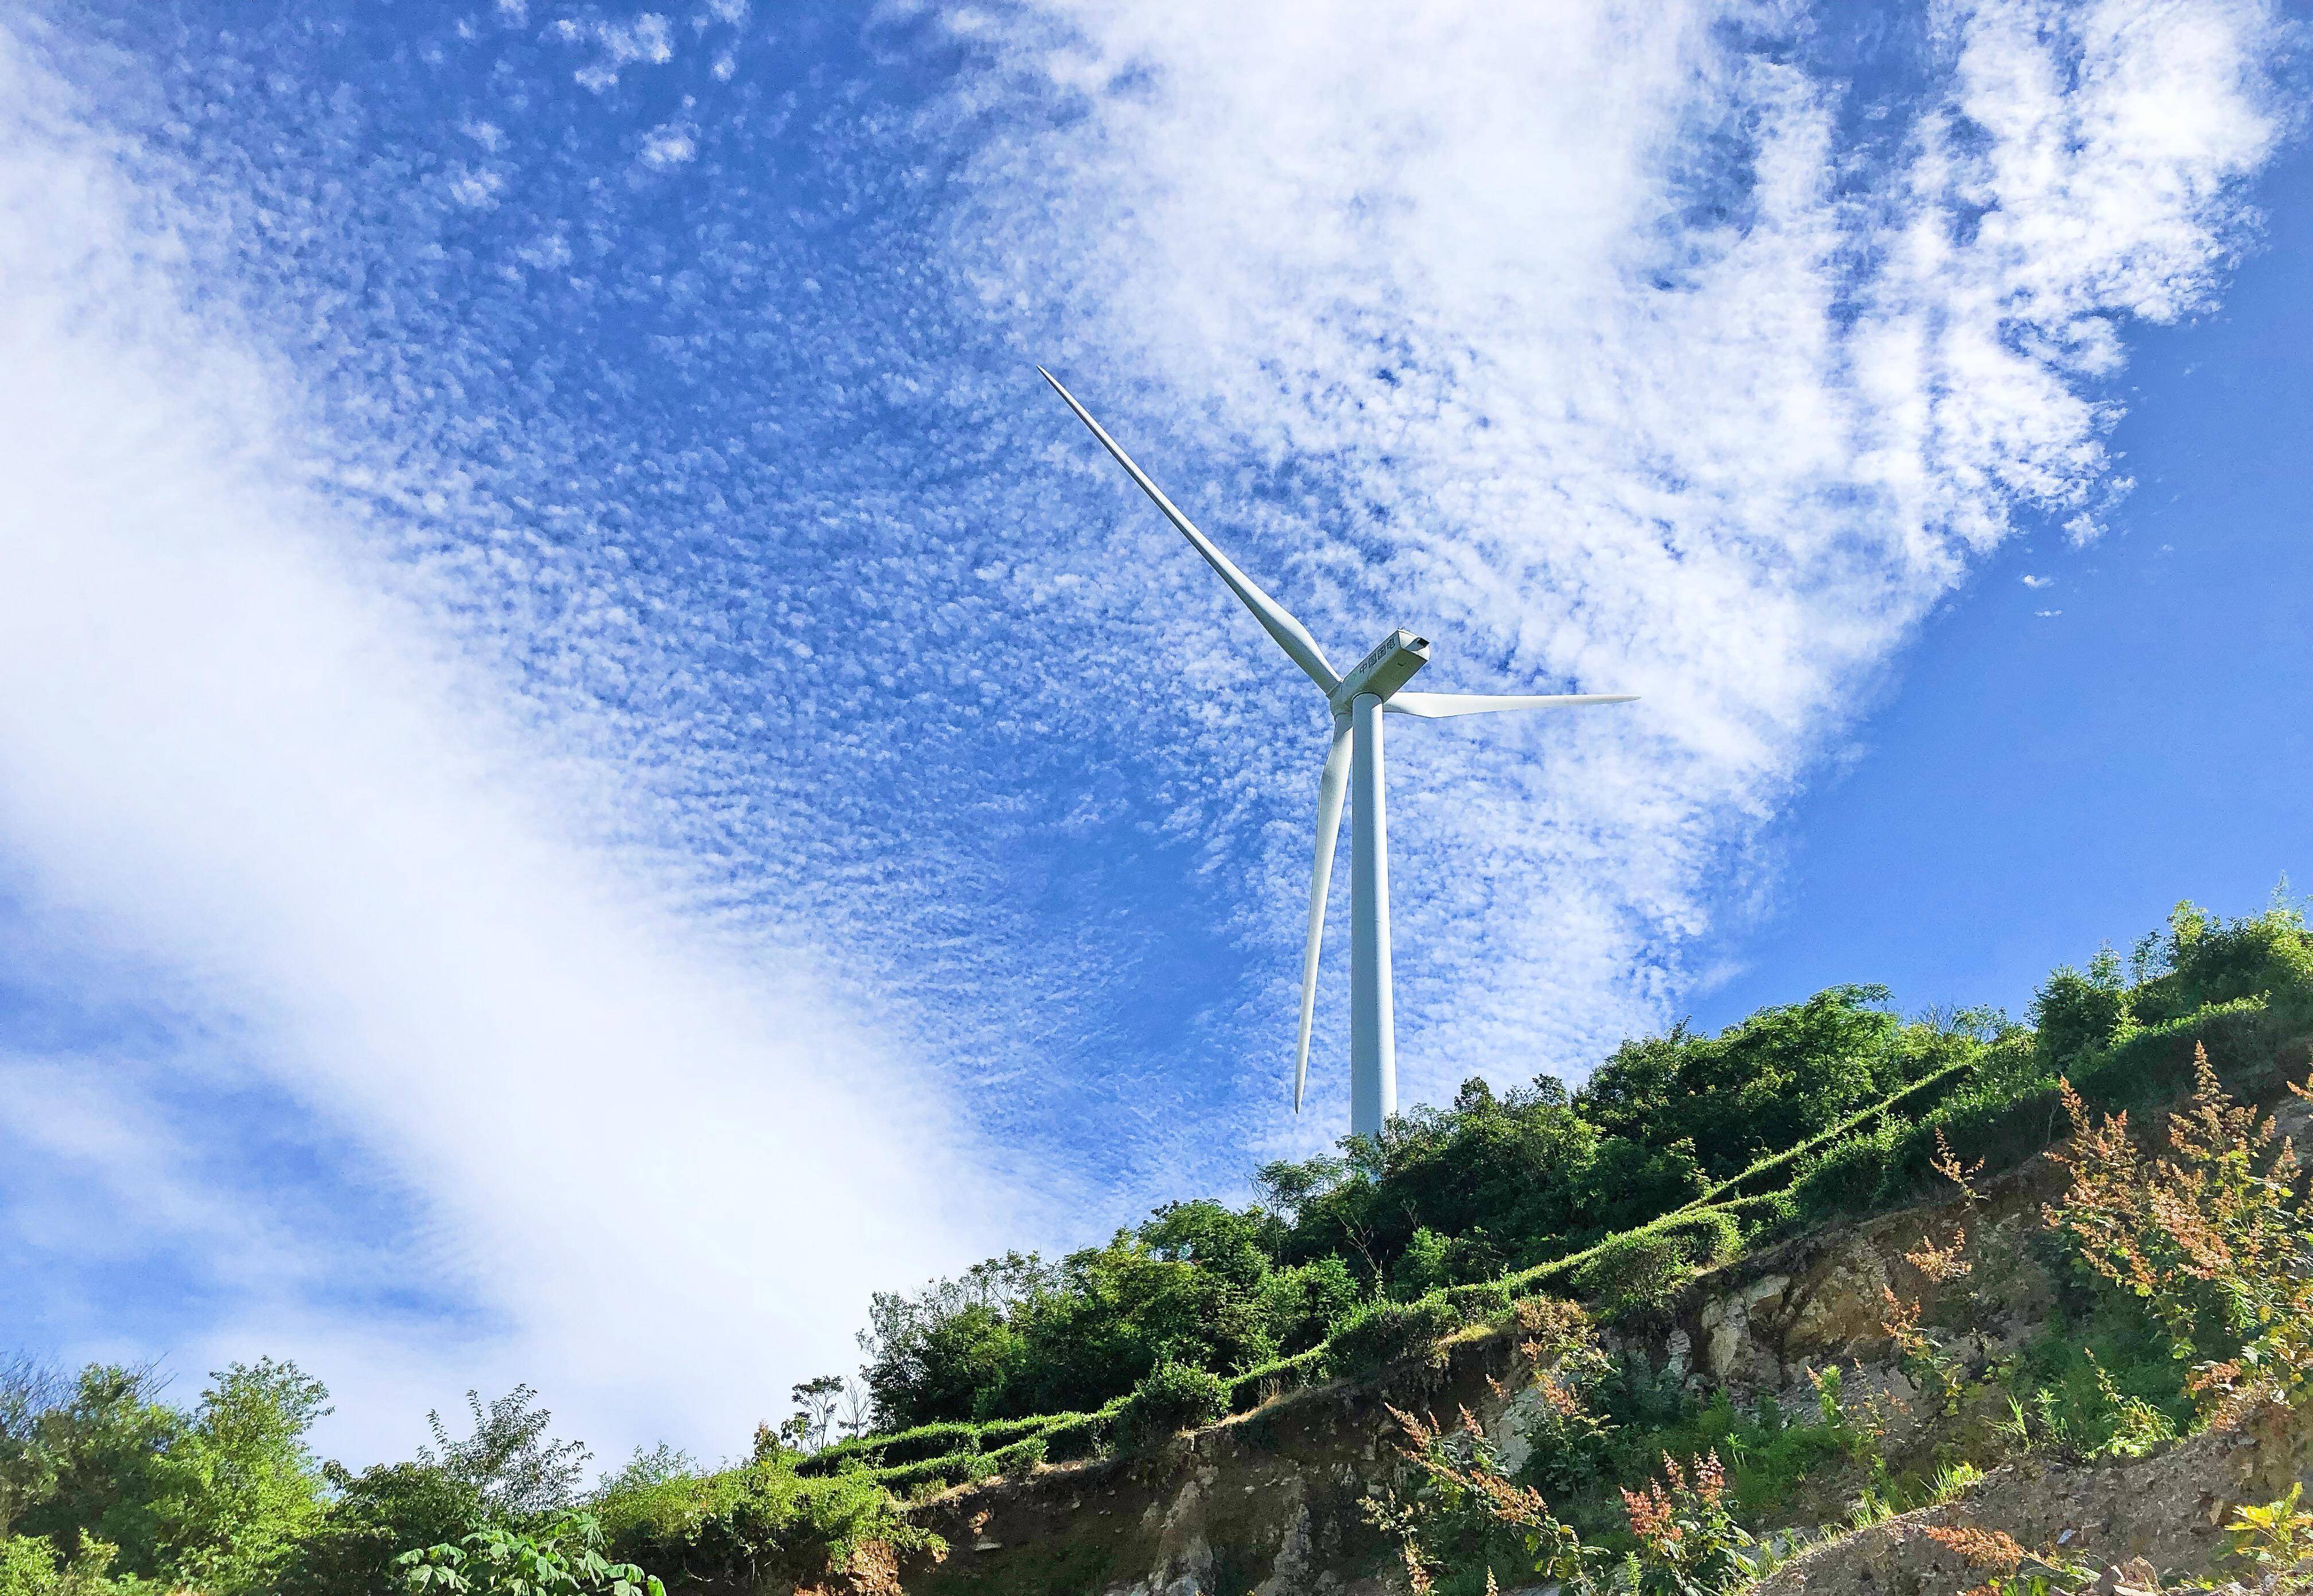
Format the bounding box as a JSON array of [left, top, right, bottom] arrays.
[[946, 0, 2295, 1097], [0, 0, 2297, 1464], [0, 24, 1002, 1462]]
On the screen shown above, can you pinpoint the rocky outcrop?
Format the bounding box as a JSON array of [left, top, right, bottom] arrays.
[[1757, 1399, 2313, 1595], [894, 1171, 2045, 1596], [888, 1117, 2309, 1596]]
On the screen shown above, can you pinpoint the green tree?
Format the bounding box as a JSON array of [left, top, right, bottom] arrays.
[[1579, 987, 1909, 1179], [419, 1388, 590, 1517], [157, 1360, 332, 1595], [9, 1365, 185, 1578]]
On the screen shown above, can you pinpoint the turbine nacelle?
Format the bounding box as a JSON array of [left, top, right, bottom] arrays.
[[1329, 629, 1430, 714]]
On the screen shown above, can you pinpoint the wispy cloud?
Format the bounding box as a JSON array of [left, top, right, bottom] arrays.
[[942, 0, 2290, 1106], [0, 25, 1003, 1461]]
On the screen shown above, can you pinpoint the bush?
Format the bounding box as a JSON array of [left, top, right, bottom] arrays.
[[1440, 1279, 1513, 1321], [1034, 1409, 1113, 1464], [1791, 1118, 1911, 1225], [2032, 948, 2132, 1066], [1325, 1296, 1465, 1377], [1118, 1364, 1228, 1447], [994, 1436, 1045, 1481], [597, 1453, 937, 1591], [1571, 1214, 1735, 1325]]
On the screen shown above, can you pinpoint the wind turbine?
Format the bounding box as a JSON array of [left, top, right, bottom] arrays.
[[1039, 368, 1636, 1138]]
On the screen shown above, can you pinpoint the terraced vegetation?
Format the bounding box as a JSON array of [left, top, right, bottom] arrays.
[[777, 898, 2313, 1504]]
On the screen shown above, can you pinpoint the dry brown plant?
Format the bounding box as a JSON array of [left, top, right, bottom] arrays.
[[1921, 1523, 2028, 1574], [2045, 1045, 2313, 1414]]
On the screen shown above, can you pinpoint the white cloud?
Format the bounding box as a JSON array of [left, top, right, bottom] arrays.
[[446, 164, 504, 208], [638, 123, 696, 169], [2022, 574, 2055, 587], [0, 27, 1003, 1462], [559, 13, 675, 94], [941, 0, 2287, 1089]]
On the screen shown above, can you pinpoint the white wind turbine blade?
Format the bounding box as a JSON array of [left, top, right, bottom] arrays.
[[1038, 367, 1340, 693], [1385, 691, 1638, 718], [1294, 715, 1353, 1114]]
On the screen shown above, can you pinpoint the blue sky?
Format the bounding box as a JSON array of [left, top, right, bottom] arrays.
[[0, 0, 2305, 1466]]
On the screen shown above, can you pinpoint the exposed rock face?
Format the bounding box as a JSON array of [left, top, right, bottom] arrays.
[[885, 1139, 2302, 1596], [903, 1363, 1459, 1596], [894, 1173, 2039, 1596], [1757, 1399, 2313, 1595]]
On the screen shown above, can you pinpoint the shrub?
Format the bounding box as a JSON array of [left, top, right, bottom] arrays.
[[1791, 1118, 1912, 1224], [597, 1453, 938, 1591], [1440, 1279, 1513, 1321], [1034, 1409, 1114, 1464], [2031, 948, 2131, 1066], [1657, 1209, 1742, 1270], [1574, 1214, 1737, 1325], [2045, 1046, 2313, 1415], [1119, 1364, 1227, 1447], [994, 1436, 1045, 1481], [396, 1513, 662, 1596], [1324, 1297, 1465, 1377]]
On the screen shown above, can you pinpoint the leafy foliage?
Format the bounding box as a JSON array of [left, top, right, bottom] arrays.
[[591, 1447, 939, 1591], [398, 1513, 662, 1596], [420, 1388, 591, 1520]]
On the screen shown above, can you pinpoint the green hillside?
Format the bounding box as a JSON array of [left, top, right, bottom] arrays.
[[5, 896, 2311, 1596]]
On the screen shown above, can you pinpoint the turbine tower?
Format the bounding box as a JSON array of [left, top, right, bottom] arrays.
[[1041, 368, 1636, 1137]]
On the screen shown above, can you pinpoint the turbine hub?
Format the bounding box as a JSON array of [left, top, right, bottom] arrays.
[[1330, 627, 1430, 711]]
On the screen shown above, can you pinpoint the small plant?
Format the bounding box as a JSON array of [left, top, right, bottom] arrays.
[[1879, 1286, 1968, 1423], [1507, 1298, 1619, 1497], [1362, 1405, 1598, 1596], [1613, 1450, 1755, 1596], [2045, 1048, 2313, 1418], [2222, 1484, 2313, 1580], [1926, 1461, 1986, 1504], [1918, 1523, 2096, 1596], [396, 1513, 664, 1596]]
